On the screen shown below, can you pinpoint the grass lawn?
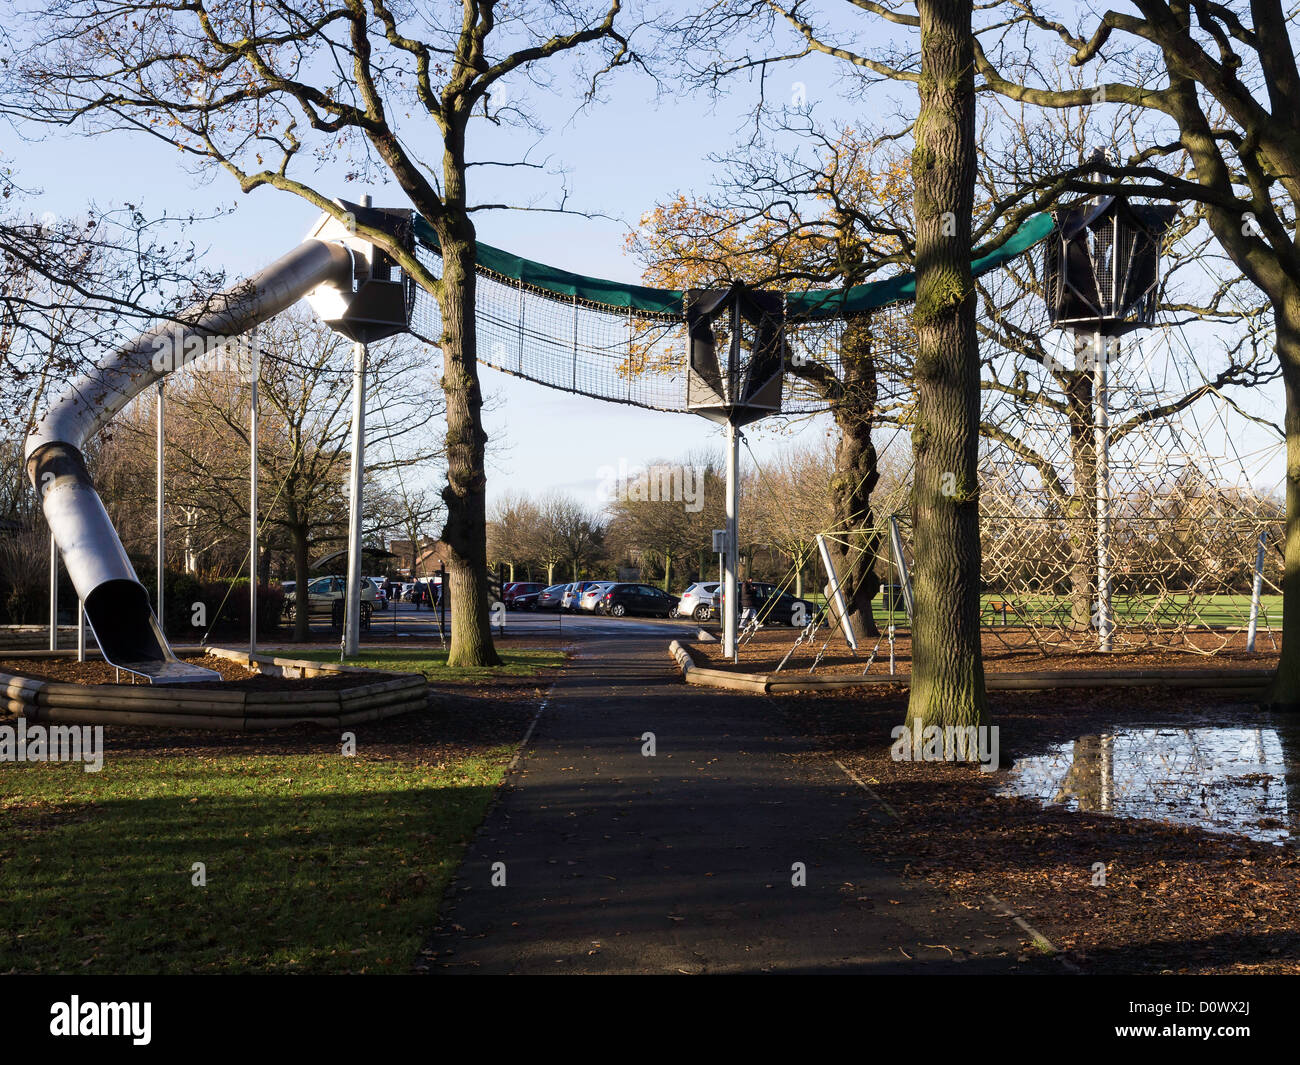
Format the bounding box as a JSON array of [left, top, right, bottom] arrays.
[[289, 646, 565, 680], [0, 647, 564, 974], [793, 590, 1280, 628], [976, 592, 1281, 627]]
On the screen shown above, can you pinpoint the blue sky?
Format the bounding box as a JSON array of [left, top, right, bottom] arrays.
[[9, 40, 865, 507], [6, 13, 1283, 508]]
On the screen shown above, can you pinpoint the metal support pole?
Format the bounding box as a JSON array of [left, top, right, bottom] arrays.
[[48, 530, 58, 651], [437, 561, 447, 649], [77, 599, 85, 662], [344, 339, 368, 657], [1247, 531, 1267, 652], [156, 378, 165, 639], [1094, 331, 1113, 652], [249, 337, 259, 656], [723, 419, 740, 662]]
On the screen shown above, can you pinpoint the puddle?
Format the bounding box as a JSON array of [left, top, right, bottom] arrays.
[[1000, 727, 1300, 845]]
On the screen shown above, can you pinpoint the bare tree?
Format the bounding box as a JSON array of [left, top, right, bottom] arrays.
[[6, 0, 636, 666], [488, 492, 545, 581], [102, 311, 445, 638]]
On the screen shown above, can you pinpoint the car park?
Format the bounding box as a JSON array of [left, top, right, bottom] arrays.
[[718, 582, 821, 626], [504, 582, 543, 609], [563, 581, 601, 611], [677, 582, 720, 621], [597, 583, 677, 618], [536, 584, 567, 611], [284, 575, 376, 628]]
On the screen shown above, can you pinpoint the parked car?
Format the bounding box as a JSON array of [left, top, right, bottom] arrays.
[[677, 582, 720, 621], [284, 575, 376, 629], [563, 580, 601, 611], [579, 582, 615, 612], [504, 582, 543, 609], [597, 583, 678, 618], [536, 584, 567, 611], [369, 578, 388, 611], [719, 582, 821, 627]]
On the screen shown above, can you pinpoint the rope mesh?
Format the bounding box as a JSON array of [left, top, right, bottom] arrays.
[[409, 229, 1282, 655], [410, 240, 920, 414]]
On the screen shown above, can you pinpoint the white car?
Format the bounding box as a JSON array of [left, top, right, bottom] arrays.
[[678, 582, 721, 621], [579, 582, 615, 612]]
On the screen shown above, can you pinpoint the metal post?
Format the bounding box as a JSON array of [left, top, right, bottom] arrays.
[[156, 378, 165, 639], [1094, 331, 1113, 652], [344, 339, 368, 657], [1247, 530, 1267, 652], [77, 599, 85, 662], [249, 336, 259, 656], [437, 561, 447, 649], [723, 419, 740, 662], [48, 530, 58, 651]]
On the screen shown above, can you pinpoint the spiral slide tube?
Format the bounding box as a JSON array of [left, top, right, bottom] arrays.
[[25, 239, 356, 683]]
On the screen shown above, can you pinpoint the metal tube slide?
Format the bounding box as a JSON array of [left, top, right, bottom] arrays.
[[25, 239, 355, 683]]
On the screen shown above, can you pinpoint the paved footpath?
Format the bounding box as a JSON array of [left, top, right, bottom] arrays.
[[420, 635, 1058, 974]]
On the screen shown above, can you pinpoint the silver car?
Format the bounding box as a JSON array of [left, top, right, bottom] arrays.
[[677, 581, 720, 621], [579, 581, 615, 613]]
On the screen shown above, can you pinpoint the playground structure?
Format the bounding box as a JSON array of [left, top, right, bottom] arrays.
[[25, 200, 414, 682], [21, 176, 1285, 686]]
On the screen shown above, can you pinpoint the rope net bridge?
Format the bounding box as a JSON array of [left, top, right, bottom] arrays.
[[407, 210, 1282, 657], [408, 214, 1051, 414]]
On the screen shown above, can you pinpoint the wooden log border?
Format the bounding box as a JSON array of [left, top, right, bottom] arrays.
[[0, 647, 428, 730], [668, 639, 1274, 695]]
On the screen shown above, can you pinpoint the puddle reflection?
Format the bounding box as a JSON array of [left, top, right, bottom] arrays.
[[1000, 727, 1299, 844]]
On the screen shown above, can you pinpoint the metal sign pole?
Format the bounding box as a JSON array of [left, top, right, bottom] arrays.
[[249, 338, 259, 657], [1246, 531, 1267, 652], [438, 562, 447, 649], [1094, 330, 1113, 652], [48, 530, 58, 651], [156, 378, 165, 639], [723, 420, 740, 662], [344, 339, 368, 657]]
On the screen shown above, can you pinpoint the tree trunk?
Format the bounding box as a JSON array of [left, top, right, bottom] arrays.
[[292, 522, 311, 642], [905, 0, 989, 745], [828, 315, 882, 639], [663, 550, 673, 592], [437, 232, 500, 667], [1267, 309, 1300, 709]]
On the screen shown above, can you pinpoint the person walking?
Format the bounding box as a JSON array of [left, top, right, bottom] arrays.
[[740, 580, 758, 628]]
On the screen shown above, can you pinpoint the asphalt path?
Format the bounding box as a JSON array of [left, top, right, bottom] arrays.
[[418, 632, 1057, 974]]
